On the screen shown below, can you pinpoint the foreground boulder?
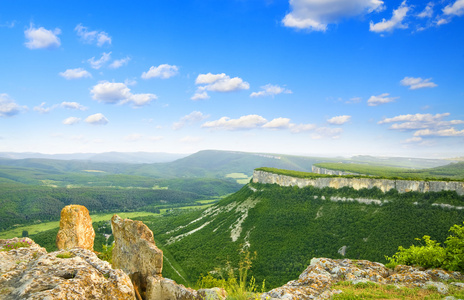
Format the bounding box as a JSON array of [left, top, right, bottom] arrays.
[[112, 214, 163, 298], [56, 204, 95, 250], [262, 257, 464, 299], [111, 214, 226, 300], [0, 238, 135, 299]]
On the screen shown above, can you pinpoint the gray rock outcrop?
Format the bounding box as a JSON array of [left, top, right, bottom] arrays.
[[56, 204, 95, 250], [0, 238, 135, 299], [262, 258, 464, 299]]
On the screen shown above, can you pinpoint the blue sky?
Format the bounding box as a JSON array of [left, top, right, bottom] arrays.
[[0, 0, 463, 158]]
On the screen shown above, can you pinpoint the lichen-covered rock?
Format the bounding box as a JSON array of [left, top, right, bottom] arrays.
[[147, 276, 198, 300], [56, 204, 95, 250], [146, 276, 227, 300], [0, 239, 135, 300], [262, 258, 464, 300], [111, 214, 163, 298]]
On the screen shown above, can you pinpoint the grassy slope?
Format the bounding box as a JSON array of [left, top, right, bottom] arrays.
[[313, 162, 464, 180]]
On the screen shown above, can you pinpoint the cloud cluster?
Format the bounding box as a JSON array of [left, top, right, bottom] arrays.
[[192, 73, 249, 100], [367, 93, 399, 106], [201, 114, 342, 138], [400, 77, 437, 90], [90, 81, 157, 107], [24, 25, 61, 49], [173, 111, 209, 130], [59, 68, 92, 80], [0, 94, 26, 117], [282, 0, 463, 34], [34, 101, 88, 114], [142, 64, 179, 79], [282, 0, 384, 31], [75, 24, 111, 47], [369, 0, 410, 33], [250, 84, 292, 98], [379, 113, 464, 142]]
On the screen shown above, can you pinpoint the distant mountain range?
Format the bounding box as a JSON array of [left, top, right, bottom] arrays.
[[0, 151, 188, 164]]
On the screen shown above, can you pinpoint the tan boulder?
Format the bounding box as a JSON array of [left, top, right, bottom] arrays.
[[56, 204, 95, 250], [111, 214, 163, 298]]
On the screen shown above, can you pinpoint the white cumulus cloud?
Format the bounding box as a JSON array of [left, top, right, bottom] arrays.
[[201, 114, 317, 133], [191, 91, 210, 101], [24, 24, 61, 49], [0, 94, 27, 117], [109, 57, 131, 69], [443, 0, 464, 16], [62, 117, 81, 125], [400, 77, 437, 90], [85, 113, 108, 125], [367, 93, 399, 106], [61, 102, 88, 111], [327, 115, 352, 125], [262, 118, 293, 130], [75, 24, 112, 46], [141, 64, 179, 79], [202, 115, 267, 130], [282, 0, 384, 31], [369, 0, 410, 33], [379, 112, 464, 141], [88, 52, 112, 69], [59, 68, 92, 80], [90, 81, 157, 107], [250, 84, 292, 98], [414, 128, 464, 137], [192, 73, 249, 100], [417, 2, 434, 18]]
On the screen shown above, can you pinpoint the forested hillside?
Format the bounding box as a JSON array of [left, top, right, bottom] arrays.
[[133, 182, 464, 289], [0, 178, 241, 231]]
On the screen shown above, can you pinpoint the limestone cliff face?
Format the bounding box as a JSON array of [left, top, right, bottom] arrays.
[[253, 170, 464, 195], [311, 166, 360, 176]]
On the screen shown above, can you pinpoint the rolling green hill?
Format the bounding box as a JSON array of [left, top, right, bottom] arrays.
[[133, 181, 464, 289]]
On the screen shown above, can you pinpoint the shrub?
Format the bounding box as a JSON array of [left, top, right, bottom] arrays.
[[386, 222, 464, 272]]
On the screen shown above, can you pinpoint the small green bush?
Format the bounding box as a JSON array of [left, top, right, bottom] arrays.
[[97, 243, 115, 265], [386, 222, 464, 272]]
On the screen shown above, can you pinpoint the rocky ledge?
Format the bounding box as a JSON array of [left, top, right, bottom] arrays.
[[263, 257, 464, 299], [0, 237, 135, 299]]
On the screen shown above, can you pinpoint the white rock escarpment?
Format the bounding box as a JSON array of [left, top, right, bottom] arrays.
[[253, 170, 464, 195]]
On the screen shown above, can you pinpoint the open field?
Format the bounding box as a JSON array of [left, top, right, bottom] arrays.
[[226, 172, 252, 184], [0, 211, 160, 239]]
